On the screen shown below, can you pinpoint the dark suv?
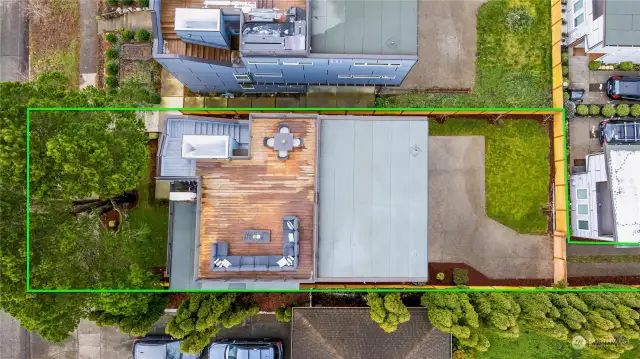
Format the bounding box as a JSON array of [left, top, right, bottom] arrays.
[[132, 336, 201, 359], [204, 339, 284, 359], [606, 76, 640, 101], [599, 119, 640, 145]]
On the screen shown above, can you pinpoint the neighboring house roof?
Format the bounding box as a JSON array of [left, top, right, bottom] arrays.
[[317, 117, 429, 281], [310, 0, 418, 55], [605, 144, 640, 244], [604, 0, 640, 46], [291, 308, 451, 359]]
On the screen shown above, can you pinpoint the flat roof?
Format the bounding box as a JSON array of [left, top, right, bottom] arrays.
[[605, 0, 640, 46], [606, 144, 640, 243], [309, 0, 418, 55], [317, 117, 428, 281]]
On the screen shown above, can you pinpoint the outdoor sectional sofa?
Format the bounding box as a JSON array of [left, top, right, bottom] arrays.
[[210, 216, 300, 272]]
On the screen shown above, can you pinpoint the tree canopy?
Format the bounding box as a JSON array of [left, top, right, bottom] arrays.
[[366, 293, 411, 333]]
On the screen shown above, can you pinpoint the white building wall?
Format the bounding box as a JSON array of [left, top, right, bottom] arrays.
[[570, 153, 612, 241]]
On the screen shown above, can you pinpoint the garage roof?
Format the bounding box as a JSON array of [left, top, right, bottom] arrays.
[[317, 117, 428, 281], [309, 0, 418, 55]]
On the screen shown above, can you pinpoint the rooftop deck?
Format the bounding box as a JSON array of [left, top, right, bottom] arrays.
[[160, 0, 306, 63], [197, 118, 317, 280]]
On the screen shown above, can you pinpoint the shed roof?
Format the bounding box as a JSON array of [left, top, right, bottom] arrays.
[[317, 117, 428, 281], [309, 0, 418, 55], [605, 0, 640, 46], [291, 308, 451, 359]]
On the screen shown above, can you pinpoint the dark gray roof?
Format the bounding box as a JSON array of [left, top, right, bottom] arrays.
[[291, 308, 451, 359], [605, 0, 640, 46], [317, 117, 428, 281], [168, 201, 200, 290], [309, 0, 418, 55]]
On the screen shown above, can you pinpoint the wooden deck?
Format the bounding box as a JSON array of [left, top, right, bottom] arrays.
[[197, 118, 317, 280], [160, 0, 305, 63]]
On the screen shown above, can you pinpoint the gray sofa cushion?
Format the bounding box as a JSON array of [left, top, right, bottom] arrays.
[[255, 256, 270, 265], [283, 216, 299, 230], [217, 242, 229, 256], [254, 264, 268, 271], [240, 256, 255, 265]]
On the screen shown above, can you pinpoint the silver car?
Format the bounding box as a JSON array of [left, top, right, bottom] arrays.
[[133, 336, 201, 359]]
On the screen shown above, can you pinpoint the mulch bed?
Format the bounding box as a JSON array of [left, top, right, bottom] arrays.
[[311, 293, 368, 307], [249, 293, 310, 311], [568, 276, 640, 286], [167, 293, 189, 309], [428, 263, 554, 287]]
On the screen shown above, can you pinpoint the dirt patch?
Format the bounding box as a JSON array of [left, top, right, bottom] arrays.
[[311, 293, 368, 307], [250, 293, 310, 312], [167, 293, 189, 309], [122, 43, 152, 60], [428, 263, 554, 287], [568, 276, 640, 286], [29, 0, 80, 86]]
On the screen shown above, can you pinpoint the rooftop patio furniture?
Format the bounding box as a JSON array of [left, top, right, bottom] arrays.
[[263, 137, 275, 148], [279, 123, 290, 133], [293, 137, 303, 148], [210, 216, 300, 272], [278, 150, 289, 160], [243, 229, 270, 243], [264, 123, 303, 160]]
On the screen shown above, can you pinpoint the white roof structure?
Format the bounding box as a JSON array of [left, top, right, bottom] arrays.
[[606, 145, 640, 244]]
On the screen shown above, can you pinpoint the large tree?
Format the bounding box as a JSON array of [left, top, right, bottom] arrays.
[[366, 293, 410, 333], [0, 73, 164, 342]]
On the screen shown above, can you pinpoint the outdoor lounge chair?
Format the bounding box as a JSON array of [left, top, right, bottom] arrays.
[[278, 123, 290, 133], [263, 137, 275, 148]]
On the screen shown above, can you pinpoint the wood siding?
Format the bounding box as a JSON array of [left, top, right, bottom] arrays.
[[197, 118, 317, 280]]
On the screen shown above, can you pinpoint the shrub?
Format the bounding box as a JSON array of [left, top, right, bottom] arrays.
[[107, 0, 118, 5], [120, 0, 133, 5], [135, 29, 151, 42], [138, 0, 150, 6], [275, 307, 292, 323], [366, 293, 410, 333], [105, 47, 119, 60], [105, 75, 118, 88], [453, 268, 469, 286], [436, 272, 445, 281], [121, 29, 134, 42], [106, 61, 119, 75], [619, 61, 635, 71], [589, 105, 601, 116], [601, 104, 616, 118], [562, 66, 569, 76], [564, 100, 576, 120], [630, 104, 640, 117], [616, 104, 630, 117], [562, 77, 569, 87], [563, 91, 570, 101], [576, 104, 588, 116], [588, 61, 601, 70], [504, 7, 533, 32], [105, 33, 118, 44], [561, 52, 569, 64]]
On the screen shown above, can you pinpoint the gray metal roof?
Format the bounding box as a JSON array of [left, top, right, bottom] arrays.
[[291, 308, 452, 359], [317, 117, 428, 281], [604, 144, 640, 245], [168, 201, 200, 290], [309, 0, 418, 55], [605, 0, 640, 46]]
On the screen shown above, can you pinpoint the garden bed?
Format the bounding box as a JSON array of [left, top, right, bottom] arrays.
[[428, 263, 553, 287], [568, 276, 640, 286], [101, 29, 157, 91], [250, 293, 310, 311]]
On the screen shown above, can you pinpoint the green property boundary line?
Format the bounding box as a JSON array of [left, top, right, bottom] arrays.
[[24, 107, 638, 293]]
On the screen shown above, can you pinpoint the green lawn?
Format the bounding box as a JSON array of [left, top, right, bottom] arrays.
[[430, 119, 549, 234], [122, 177, 169, 269], [378, 0, 552, 108], [476, 331, 640, 359]]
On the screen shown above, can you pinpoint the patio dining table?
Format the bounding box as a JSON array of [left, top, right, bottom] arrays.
[[273, 132, 294, 151]]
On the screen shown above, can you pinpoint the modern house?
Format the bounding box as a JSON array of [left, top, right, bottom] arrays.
[[570, 144, 640, 246], [291, 308, 452, 359], [158, 113, 429, 289], [565, 0, 640, 63], [149, 0, 418, 93]]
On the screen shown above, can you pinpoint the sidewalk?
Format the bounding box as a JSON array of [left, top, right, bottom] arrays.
[[79, 0, 99, 89]]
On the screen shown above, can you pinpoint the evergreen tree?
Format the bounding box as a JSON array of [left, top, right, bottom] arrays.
[[366, 293, 411, 333], [470, 293, 520, 338]]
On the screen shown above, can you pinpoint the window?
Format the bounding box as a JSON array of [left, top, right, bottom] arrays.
[[246, 61, 278, 65], [574, 13, 584, 26], [352, 75, 382, 79], [577, 189, 588, 200], [282, 61, 313, 66], [233, 73, 250, 81], [337, 75, 352, 79], [574, 0, 584, 12], [240, 83, 255, 89], [578, 220, 589, 230], [577, 204, 589, 215], [353, 62, 401, 67], [254, 73, 282, 77]]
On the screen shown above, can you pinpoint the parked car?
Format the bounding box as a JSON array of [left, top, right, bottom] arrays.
[[599, 118, 640, 145], [203, 339, 284, 359], [567, 88, 585, 102], [606, 76, 640, 101], [133, 336, 202, 359]]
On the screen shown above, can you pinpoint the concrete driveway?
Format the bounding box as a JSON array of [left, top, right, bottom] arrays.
[[568, 116, 603, 168], [382, 0, 485, 93], [428, 137, 554, 279], [0, 312, 290, 359], [0, 0, 28, 81]]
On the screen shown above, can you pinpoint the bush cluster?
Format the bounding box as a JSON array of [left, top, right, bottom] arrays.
[[105, 75, 118, 88], [135, 29, 151, 42], [562, 66, 569, 76], [561, 52, 569, 64], [453, 268, 469, 286], [619, 61, 635, 71], [105, 33, 118, 44], [121, 29, 134, 42], [601, 104, 616, 118], [106, 62, 119, 75], [589, 105, 600, 116], [576, 104, 588, 116], [616, 104, 630, 117], [105, 47, 119, 60], [588, 61, 601, 70], [138, 0, 150, 6], [631, 104, 640, 117]]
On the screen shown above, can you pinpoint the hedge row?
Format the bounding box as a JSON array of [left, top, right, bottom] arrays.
[[575, 103, 640, 118]]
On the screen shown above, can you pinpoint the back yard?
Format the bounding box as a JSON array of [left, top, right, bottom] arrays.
[[430, 119, 550, 234], [378, 0, 552, 108]]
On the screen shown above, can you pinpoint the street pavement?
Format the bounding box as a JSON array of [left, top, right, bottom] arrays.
[[0, 0, 29, 81], [0, 312, 290, 359]]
